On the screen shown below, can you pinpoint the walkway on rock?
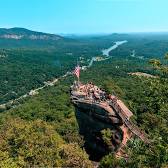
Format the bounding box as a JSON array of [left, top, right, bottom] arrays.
[[72, 95, 149, 143], [108, 98, 149, 143]]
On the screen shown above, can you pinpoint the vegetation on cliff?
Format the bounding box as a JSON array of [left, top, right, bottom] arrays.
[[98, 56, 168, 168]]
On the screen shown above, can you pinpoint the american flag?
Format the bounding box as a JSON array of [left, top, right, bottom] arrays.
[[74, 65, 80, 79]]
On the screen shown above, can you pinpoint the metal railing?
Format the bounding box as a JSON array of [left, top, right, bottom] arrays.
[[109, 100, 149, 143]]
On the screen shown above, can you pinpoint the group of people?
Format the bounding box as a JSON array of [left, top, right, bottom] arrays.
[[86, 82, 106, 101], [72, 81, 119, 104], [74, 81, 108, 102]]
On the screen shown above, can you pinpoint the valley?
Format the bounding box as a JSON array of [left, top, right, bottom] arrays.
[[0, 28, 168, 167], [1, 0, 168, 167], [0, 40, 127, 112]]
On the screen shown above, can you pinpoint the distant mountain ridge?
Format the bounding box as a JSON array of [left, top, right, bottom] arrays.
[[0, 27, 62, 40]]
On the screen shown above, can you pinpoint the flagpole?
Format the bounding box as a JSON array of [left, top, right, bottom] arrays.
[[77, 66, 80, 84], [77, 59, 80, 84], [74, 62, 80, 85]]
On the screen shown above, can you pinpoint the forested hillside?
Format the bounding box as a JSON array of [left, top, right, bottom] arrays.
[[0, 53, 168, 167], [0, 48, 77, 104], [2, 32, 168, 105], [1, 30, 168, 167]]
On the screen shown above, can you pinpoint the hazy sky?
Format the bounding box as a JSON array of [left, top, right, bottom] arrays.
[[0, 0, 167, 34]]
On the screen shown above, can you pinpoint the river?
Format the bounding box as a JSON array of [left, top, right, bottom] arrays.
[[102, 40, 127, 57], [86, 40, 127, 68]]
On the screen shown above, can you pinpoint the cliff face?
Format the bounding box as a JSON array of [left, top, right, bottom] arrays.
[[71, 81, 149, 161], [75, 106, 123, 161], [0, 28, 62, 40]]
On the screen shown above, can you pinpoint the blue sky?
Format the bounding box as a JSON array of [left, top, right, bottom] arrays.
[[0, 0, 167, 34]]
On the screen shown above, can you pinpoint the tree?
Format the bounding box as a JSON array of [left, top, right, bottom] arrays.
[[0, 117, 93, 167], [149, 59, 161, 69], [99, 154, 119, 168], [61, 143, 93, 168], [164, 52, 168, 60], [101, 128, 113, 146]]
